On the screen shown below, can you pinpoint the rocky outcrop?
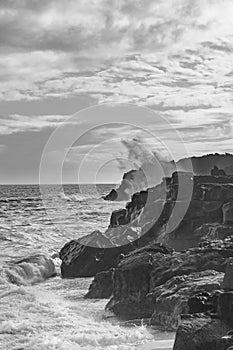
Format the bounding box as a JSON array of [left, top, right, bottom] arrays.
[[172, 258, 233, 350], [102, 189, 118, 201], [105, 238, 233, 326], [84, 270, 114, 299], [107, 173, 233, 251], [103, 154, 233, 202], [173, 315, 232, 350], [105, 244, 173, 319], [150, 270, 223, 329], [60, 235, 131, 278], [173, 290, 233, 350], [60, 172, 233, 278]]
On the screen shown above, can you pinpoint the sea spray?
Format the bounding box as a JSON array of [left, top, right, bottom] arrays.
[[0, 254, 56, 286]]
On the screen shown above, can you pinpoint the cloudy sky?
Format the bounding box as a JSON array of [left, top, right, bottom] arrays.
[[1, 0, 233, 183]]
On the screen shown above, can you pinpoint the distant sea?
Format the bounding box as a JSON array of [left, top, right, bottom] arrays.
[[0, 184, 174, 350]]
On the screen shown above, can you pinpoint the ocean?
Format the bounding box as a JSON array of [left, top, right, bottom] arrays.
[[0, 184, 174, 350]]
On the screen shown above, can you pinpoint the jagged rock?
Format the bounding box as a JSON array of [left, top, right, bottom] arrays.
[[60, 173, 233, 277], [150, 270, 223, 330], [222, 260, 233, 291], [103, 154, 233, 202], [106, 238, 233, 323], [173, 315, 232, 350], [60, 238, 135, 278], [102, 189, 118, 201], [105, 244, 173, 319], [84, 270, 114, 299], [223, 203, 233, 225]]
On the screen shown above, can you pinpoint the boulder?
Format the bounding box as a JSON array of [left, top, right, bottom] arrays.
[[173, 315, 232, 350], [84, 270, 114, 299], [106, 238, 233, 322], [105, 244, 173, 319], [150, 270, 223, 330], [60, 238, 133, 278]]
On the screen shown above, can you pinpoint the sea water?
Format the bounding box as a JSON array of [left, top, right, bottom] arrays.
[[0, 184, 174, 350]]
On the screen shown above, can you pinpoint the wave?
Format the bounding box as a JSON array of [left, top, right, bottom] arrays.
[[59, 192, 97, 202], [0, 254, 57, 286]]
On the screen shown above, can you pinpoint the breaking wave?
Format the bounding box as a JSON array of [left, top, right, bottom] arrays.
[[0, 254, 56, 287]]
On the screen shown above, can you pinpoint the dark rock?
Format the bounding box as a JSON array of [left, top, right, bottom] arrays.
[[211, 165, 227, 177], [84, 270, 114, 299], [102, 189, 118, 201], [188, 292, 212, 314], [105, 244, 173, 319], [60, 238, 133, 278], [60, 173, 233, 277], [218, 292, 233, 323], [150, 270, 223, 330], [223, 203, 233, 225], [105, 238, 233, 322], [109, 209, 129, 227], [222, 260, 233, 291], [173, 315, 232, 350]]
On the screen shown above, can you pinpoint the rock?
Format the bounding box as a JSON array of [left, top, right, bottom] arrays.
[[188, 292, 211, 314], [60, 238, 134, 278], [105, 244, 173, 319], [84, 270, 114, 299], [222, 260, 233, 291], [173, 315, 232, 350], [218, 292, 233, 323], [196, 224, 233, 242], [150, 270, 223, 330], [211, 165, 227, 177], [109, 209, 130, 227], [106, 238, 233, 323], [102, 189, 118, 201], [223, 203, 233, 225], [60, 173, 233, 277]]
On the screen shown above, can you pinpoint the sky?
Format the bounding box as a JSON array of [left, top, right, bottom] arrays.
[[0, 0, 233, 183]]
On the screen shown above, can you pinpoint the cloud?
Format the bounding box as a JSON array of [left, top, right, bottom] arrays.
[[0, 114, 69, 135], [0, 0, 233, 112], [1, 0, 233, 171], [0, 0, 205, 53]]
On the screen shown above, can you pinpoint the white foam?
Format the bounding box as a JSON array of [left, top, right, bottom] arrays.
[[1, 254, 56, 286], [0, 277, 174, 350]]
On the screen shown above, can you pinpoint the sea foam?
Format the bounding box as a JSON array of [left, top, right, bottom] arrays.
[[0, 254, 56, 286]]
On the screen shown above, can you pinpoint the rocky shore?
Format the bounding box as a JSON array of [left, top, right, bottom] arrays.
[[60, 171, 233, 277], [59, 164, 233, 349]]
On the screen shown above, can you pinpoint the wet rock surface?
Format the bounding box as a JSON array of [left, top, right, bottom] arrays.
[[105, 238, 233, 324], [60, 173, 233, 278], [172, 259, 233, 349], [173, 315, 232, 350], [58, 163, 233, 349], [84, 270, 114, 299], [150, 270, 223, 329]]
